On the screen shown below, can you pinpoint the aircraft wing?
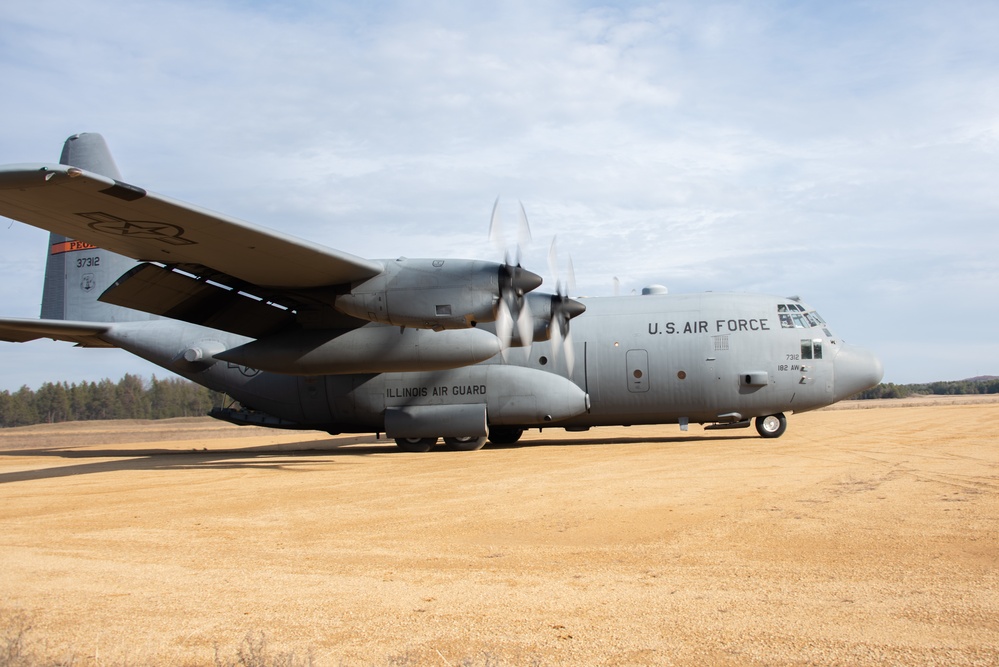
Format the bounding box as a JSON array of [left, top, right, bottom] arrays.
[[0, 318, 114, 347], [0, 163, 384, 289]]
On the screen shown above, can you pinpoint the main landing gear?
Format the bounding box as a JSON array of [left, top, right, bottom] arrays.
[[443, 436, 488, 451], [394, 427, 525, 452], [486, 427, 523, 446], [394, 437, 436, 452], [755, 413, 787, 438], [394, 417, 787, 450], [394, 436, 488, 452]]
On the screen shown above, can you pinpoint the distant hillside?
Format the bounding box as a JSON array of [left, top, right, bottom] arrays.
[[856, 377, 999, 400]]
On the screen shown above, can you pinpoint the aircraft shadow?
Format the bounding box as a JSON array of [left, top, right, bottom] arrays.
[[0, 432, 756, 484], [489, 432, 756, 450], [0, 440, 390, 484]]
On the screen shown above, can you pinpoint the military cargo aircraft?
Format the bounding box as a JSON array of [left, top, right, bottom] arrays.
[[0, 134, 883, 450]]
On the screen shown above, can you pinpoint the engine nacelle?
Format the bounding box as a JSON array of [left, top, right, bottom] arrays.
[[213, 324, 503, 375], [521, 291, 557, 343], [502, 291, 588, 347], [334, 258, 541, 330]]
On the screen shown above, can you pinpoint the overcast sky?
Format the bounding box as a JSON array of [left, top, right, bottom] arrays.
[[1, 0, 997, 390]]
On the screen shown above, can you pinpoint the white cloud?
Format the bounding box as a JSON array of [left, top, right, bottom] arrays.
[[1, 0, 999, 388]]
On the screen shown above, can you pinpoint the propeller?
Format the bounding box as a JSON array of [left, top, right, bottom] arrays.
[[487, 201, 586, 370], [546, 237, 586, 375], [490, 199, 541, 352]]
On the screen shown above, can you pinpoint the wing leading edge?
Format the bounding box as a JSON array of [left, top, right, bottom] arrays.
[[0, 163, 384, 289]]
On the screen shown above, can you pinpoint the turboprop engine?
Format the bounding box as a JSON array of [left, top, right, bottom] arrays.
[[333, 258, 542, 331], [212, 324, 503, 375], [501, 290, 588, 346]]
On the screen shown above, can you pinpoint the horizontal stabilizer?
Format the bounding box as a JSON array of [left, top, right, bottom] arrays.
[[0, 317, 113, 347]]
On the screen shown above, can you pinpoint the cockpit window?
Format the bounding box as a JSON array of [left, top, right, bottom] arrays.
[[778, 304, 825, 329]]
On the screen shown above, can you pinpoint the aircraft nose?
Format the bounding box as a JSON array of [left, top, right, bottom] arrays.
[[832, 344, 884, 401]]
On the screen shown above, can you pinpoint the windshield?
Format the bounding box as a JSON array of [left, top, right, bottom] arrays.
[[777, 302, 825, 329]]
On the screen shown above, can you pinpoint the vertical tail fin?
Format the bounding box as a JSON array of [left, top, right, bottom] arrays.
[[40, 133, 151, 323]]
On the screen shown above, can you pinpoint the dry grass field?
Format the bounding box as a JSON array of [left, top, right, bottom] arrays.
[[0, 397, 996, 666]]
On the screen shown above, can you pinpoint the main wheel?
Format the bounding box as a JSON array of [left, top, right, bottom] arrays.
[[487, 427, 524, 445], [755, 413, 787, 438], [443, 436, 487, 451], [395, 437, 437, 452]]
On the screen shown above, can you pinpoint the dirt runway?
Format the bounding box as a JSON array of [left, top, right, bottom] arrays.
[[1, 399, 996, 665]]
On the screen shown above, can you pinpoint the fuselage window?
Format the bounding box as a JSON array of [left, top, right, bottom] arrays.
[[801, 338, 823, 359]]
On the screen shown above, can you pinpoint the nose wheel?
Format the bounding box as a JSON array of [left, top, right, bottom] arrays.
[[755, 413, 787, 438]]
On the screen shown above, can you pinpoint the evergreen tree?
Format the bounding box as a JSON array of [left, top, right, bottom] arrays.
[[116, 374, 151, 419], [91, 379, 118, 421], [68, 382, 89, 421], [1, 386, 40, 427], [35, 382, 71, 423]]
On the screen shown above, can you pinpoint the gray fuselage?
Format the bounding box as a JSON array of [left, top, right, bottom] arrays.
[[102, 290, 882, 435]]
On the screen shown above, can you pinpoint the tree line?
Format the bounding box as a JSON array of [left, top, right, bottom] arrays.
[[855, 377, 999, 400], [0, 374, 226, 428], [3, 373, 996, 428]]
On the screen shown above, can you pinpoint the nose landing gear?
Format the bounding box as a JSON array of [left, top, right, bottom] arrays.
[[755, 413, 787, 438]]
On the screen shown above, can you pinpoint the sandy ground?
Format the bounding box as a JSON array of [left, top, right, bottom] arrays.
[[0, 397, 996, 666]]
